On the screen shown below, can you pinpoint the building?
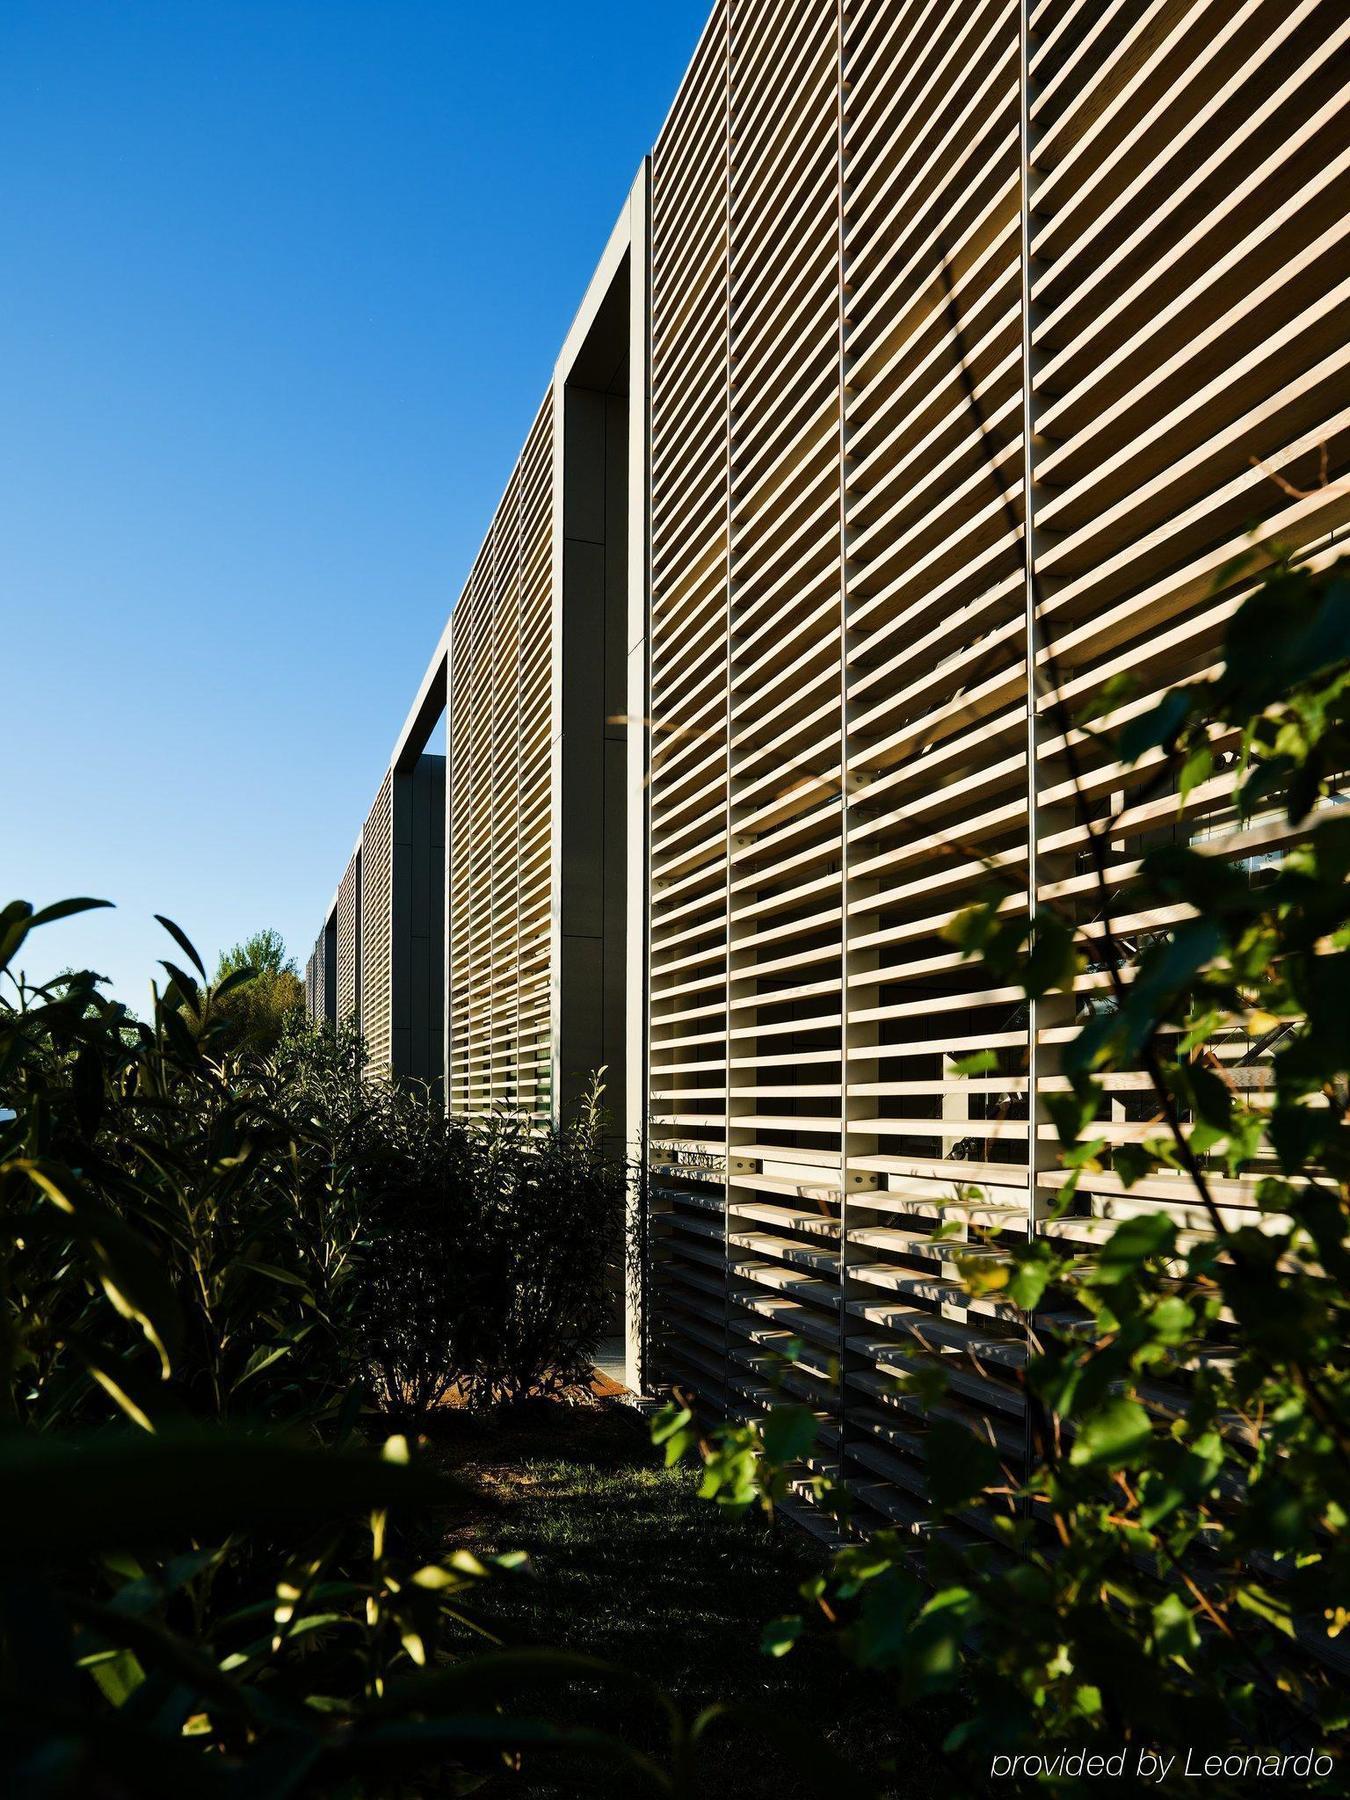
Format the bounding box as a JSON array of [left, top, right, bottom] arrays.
[[305, 0, 1350, 1529]]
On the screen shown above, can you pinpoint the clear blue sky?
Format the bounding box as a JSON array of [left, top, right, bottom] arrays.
[[2, 0, 708, 1006]]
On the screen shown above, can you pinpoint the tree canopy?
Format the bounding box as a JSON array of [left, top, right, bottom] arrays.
[[210, 928, 304, 1052]]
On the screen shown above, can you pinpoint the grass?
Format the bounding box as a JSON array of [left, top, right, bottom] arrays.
[[421, 1399, 940, 1800]]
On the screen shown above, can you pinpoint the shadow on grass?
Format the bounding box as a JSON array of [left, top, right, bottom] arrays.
[[421, 1401, 940, 1800]]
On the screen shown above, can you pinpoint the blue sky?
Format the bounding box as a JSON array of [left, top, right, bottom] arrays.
[[2, 0, 708, 1006]]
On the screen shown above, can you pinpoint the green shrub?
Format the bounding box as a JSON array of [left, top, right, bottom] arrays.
[[449, 1084, 622, 1412], [0, 914, 632, 1794], [355, 1110, 478, 1422], [356, 1092, 625, 1421], [1, 945, 362, 1434]]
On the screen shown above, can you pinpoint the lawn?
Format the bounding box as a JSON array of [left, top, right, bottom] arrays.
[[424, 1399, 941, 1800]]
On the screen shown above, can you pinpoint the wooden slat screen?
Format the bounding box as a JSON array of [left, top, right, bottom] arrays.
[[360, 769, 395, 1071], [1027, 0, 1350, 1252], [300, 0, 1349, 1534], [645, 0, 1350, 1533], [647, 0, 733, 1405], [313, 920, 330, 1027], [335, 848, 360, 1027], [447, 397, 555, 1122]]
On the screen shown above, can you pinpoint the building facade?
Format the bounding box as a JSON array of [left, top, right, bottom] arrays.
[[305, 0, 1350, 1523]]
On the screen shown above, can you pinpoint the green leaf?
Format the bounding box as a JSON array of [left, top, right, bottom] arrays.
[[0, 900, 34, 973], [1070, 1397, 1153, 1469], [761, 1405, 818, 1467], [1148, 1296, 1195, 1345], [650, 1400, 691, 1445], [70, 1348, 157, 1434], [158, 959, 202, 1013], [650, 1401, 694, 1467], [1178, 1007, 1223, 1053], [0, 897, 112, 971], [18, 1161, 184, 1377], [153, 914, 208, 982], [942, 898, 1001, 954], [1118, 686, 1197, 763], [1187, 1121, 1225, 1156], [1077, 671, 1138, 725], [1151, 1592, 1200, 1659], [83, 1646, 146, 1708], [949, 1050, 998, 1076], [899, 1585, 977, 1700], [242, 1260, 314, 1292], [211, 964, 257, 1002], [761, 1614, 803, 1658], [1235, 1582, 1296, 1639], [1177, 741, 1213, 808], [1044, 1083, 1099, 1149], [1111, 1144, 1159, 1189], [230, 1343, 292, 1390], [1092, 1212, 1176, 1287], [1023, 913, 1079, 999], [956, 1254, 1010, 1299], [1187, 1062, 1233, 1132], [1008, 1254, 1052, 1312], [1062, 1134, 1107, 1171], [29, 896, 115, 930], [698, 1437, 759, 1510], [70, 1595, 253, 1720]]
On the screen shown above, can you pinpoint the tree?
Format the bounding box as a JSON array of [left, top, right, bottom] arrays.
[[217, 927, 294, 982], [209, 927, 304, 1054]]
